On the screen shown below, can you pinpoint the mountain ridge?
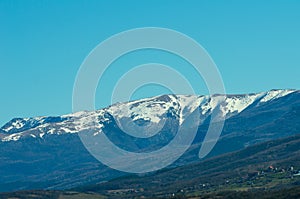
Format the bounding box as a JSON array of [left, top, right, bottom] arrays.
[[1, 89, 298, 142], [0, 89, 299, 191]]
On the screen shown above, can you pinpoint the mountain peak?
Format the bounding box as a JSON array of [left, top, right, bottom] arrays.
[[1, 89, 298, 142]]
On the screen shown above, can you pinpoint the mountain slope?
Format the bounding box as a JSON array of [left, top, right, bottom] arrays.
[[0, 89, 299, 191], [2, 134, 300, 199], [78, 134, 300, 198], [1, 89, 297, 142]]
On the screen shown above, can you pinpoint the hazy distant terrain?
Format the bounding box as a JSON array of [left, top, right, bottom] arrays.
[[1, 134, 300, 198]]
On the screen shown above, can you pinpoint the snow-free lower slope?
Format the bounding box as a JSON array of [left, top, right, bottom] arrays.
[[1, 89, 298, 142]]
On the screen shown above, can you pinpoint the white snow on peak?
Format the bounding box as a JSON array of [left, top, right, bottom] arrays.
[[177, 95, 203, 113], [54, 110, 106, 135], [0, 89, 298, 142], [2, 132, 23, 142], [107, 95, 180, 123], [221, 93, 263, 116], [0, 110, 109, 142], [176, 95, 204, 124], [63, 111, 90, 118], [2, 118, 28, 132], [199, 95, 224, 115], [3, 125, 13, 132], [13, 120, 25, 129], [260, 89, 296, 103]]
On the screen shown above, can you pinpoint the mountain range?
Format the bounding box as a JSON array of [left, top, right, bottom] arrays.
[[0, 89, 299, 192]]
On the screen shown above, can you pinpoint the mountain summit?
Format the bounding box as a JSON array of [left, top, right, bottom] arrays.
[[0, 89, 299, 191], [1, 89, 297, 142]]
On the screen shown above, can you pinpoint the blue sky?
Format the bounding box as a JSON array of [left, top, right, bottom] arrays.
[[0, 0, 299, 125]]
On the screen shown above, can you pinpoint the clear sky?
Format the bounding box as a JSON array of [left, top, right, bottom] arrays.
[[0, 0, 299, 126]]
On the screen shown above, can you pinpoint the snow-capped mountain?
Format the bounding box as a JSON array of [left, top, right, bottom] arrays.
[[0, 89, 299, 192], [0, 89, 297, 142]]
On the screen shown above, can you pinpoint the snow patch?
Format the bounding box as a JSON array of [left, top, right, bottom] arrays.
[[1, 90, 298, 142], [221, 93, 263, 116], [108, 95, 179, 123], [2, 133, 23, 142], [260, 90, 295, 103]]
